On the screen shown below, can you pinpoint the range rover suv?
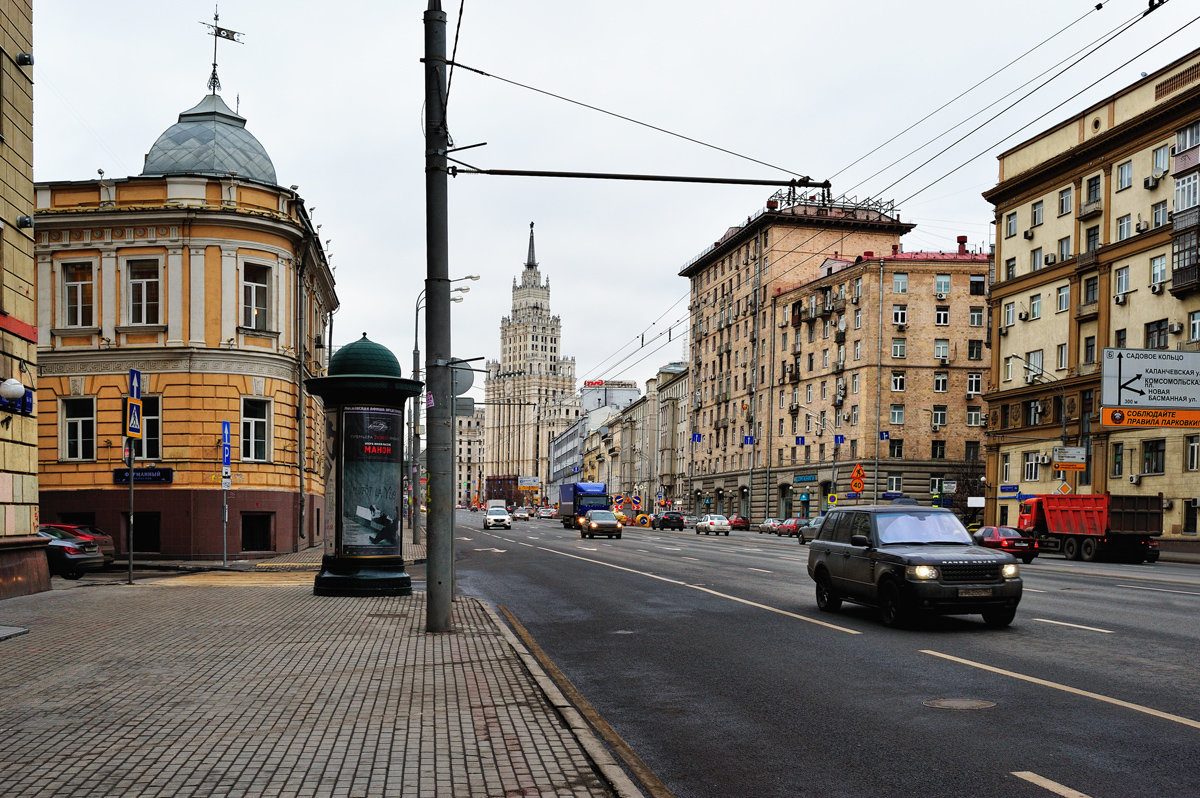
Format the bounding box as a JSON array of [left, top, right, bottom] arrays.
[[806, 506, 1022, 627]]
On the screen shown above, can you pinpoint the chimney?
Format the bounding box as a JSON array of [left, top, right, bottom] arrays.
[[957, 235, 968, 255], [891, 244, 899, 256]]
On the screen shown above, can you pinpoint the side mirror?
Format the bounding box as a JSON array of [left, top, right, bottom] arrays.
[[972, 532, 984, 545], [850, 534, 870, 547]]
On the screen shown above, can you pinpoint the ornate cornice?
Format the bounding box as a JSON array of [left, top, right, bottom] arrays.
[[38, 348, 296, 381]]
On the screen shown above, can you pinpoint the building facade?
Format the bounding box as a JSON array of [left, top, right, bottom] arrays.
[[0, 3, 41, 599], [983, 46, 1200, 540], [455, 406, 485, 507], [484, 224, 580, 506], [35, 91, 337, 559]]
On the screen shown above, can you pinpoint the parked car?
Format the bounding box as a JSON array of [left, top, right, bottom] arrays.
[[776, 518, 804, 539], [974, 526, 1040, 564], [483, 507, 512, 530], [512, 507, 530, 521], [652, 511, 686, 530], [537, 507, 556, 519], [758, 518, 783, 534], [806, 505, 1022, 627], [695, 514, 731, 535], [37, 526, 105, 579], [40, 523, 115, 566], [581, 509, 623, 539], [728, 514, 751, 531]]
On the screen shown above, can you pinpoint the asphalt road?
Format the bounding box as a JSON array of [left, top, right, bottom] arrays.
[[443, 511, 1200, 798]]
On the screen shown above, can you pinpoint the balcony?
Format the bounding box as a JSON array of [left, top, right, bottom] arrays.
[[1170, 265, 1200, 297], [788, 369, 800, 384], [790, 312, 804, 327], [788, 402, 800, 415], [1076, 248, 1099, 270], [1077, 199, 1103, 220], [834, 329, 846, 343], [1075, 301, 1099, 321], [832, 360, 845, 374], [715, 417, 729, 429]]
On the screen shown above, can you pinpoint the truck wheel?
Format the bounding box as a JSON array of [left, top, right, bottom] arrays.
[[1079, 538, 1098, 562], [1062, 537, 1080, 560], [982, 607, 1016, 627]]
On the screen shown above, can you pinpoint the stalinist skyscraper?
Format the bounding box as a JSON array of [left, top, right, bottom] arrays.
[[484, 224, 580, 505]]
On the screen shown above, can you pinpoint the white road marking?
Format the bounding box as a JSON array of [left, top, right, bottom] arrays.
[[1117, 583, 1200, 597], [535, 545, 860, 634], [1024, 588, 1047, 593], [747, 568, 773, 574], [1011, 771, 1092, 798], [1033, 618, 1114, 634], [923, 650, 1200, 730], [681, 557, 700, 562]]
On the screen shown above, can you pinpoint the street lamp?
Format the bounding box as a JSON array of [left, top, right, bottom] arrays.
[[411, 275, 478, 540], [1009, 352, 1069, 443]]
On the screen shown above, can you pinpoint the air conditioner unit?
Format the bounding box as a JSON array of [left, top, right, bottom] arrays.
[[1129, 474, 1141, 485], [1018, 311, 1029, 321], [1135, 220, 1151, 232], [1114, 293, 1126, 305], [851, 295, 860, 304], [1023, 229, 1035, 240], [935, 292, 947, 301], [1191, 498, 1200, 508], [999, 326, 1009, 336], [842, 413, 851, 422], [896, 323, 907, 331], [938, 357, 949, 366], [1144, 176, 1159, 190], [779, 321, 789, 328], [1043, 254, 1057, 266], [1039, 454, 1052, 465], [1150, 283, 1165, 294], [1169, 321, 1184, 334], [1024, 375, 1037, 385], [931, 424, 940, 433], [965, 392, 975, 399]]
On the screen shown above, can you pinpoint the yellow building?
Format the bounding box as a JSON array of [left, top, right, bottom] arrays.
[[34, 92, 337, 559], [983, 46, 1200, 542], [0, 2, 40, 599]]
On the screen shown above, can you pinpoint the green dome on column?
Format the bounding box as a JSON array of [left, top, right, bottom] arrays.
[[328, 333, 404, 378]]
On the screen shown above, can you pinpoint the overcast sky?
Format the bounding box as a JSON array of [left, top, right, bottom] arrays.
[[33, 1, 1199, 400]]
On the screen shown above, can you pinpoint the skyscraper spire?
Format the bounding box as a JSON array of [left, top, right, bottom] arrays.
[[525, 221, 537, 269]]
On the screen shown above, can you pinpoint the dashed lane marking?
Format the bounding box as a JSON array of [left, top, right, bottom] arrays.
[[1117, 583, 1200, 597], [1033, 618, 1114, 634], [1011, 771, 1092, 797], [747, 568, 773, 574]]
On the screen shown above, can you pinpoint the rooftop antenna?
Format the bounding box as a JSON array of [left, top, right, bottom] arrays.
[[201, 5, 243, 95]]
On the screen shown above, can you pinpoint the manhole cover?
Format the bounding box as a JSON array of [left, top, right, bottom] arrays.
[[923, 698, 996, 710]]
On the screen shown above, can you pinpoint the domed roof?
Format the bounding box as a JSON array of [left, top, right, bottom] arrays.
[[328, 334, 404, 378], [141, 94, 277, 184]]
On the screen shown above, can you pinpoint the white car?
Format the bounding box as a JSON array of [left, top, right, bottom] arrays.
[[537, 507, 556, 519], [513, 507, 530, 521], [483, 507, 512, 530], [696, 514, 731, 535]]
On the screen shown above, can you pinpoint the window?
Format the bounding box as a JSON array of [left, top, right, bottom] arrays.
[[965, 441, 980, 461], [935, 274, 951, 294], [1153, 144, 1170, 174], [931, 440, 946, 459], [1112, 443, 1124, 476], [854, 308, 862, 329], [934, 339, 949, 359], [1057, 343, 1068, 370], [1029, 294, 1041, 319], [887, 473, 903, 491], [967, 372, 982, 393], [854, 340, 861, 360], [1176, 172, 1198, 212], [1188, 436, 1200, 471], [892, 305, 907, 324], [1001, 454, 1010, 482], [1005, 213, 1017, 238], [1115, 266, 1129, 294], [1086, 175, 1101, 204], [1030, 248, 1043, 272], [1083, 336, 1096, 364], [1191, 310, 1200, 341], [1117, 161, 1132, 191], [1024, 452, 1041, 482], [62, 262, 95, 328], [1117, 215, 1132, 241], [1031, 200, 1044, 226], [128, 260, 160, 325], [1146, 319, 1169, 350], [1003, 302, 1015, 326], [890, 404, 905, 424], [969, 339, 984, 360], [893, 273, 908, 294], [1057, 285, 1070, 312], [891, 371, 905, 391], [1058, 187, 1073, 216], [970, 276, 986, 295], [62, 397, 95, 461], [969, 307, 983, 326], [852, 373, 859, 394], [1004, 258, 1017, 280], [1178, 120, 1200, 152], [1023, 350, 1044, 380], [1084, 276, 1099, 304], [1058, 236, 1072, 262], [932, 406, 947, 426], [1153, 200, 1169, 227], [242, 263, 270, 331], [889, 439, 904, 458], [242, 398, 270, 461], [892, 338, 906, 358], [1150, 255, 1167, 285], [934, 371, 948, 392], [1142, 439, 1166, 475], [935, 306, 949, 326], [967, 406, 982, 426], [132, 396, 161, 460], [1085, 226, 1100, 253], [1004, 357, 1013, 382], [1115, 328, 1127, 349]]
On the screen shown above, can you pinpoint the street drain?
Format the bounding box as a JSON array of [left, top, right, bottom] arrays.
[[923, 698, 996, 710]]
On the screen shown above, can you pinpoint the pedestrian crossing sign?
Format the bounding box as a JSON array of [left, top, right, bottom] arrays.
[[126, 398, 143, 439]]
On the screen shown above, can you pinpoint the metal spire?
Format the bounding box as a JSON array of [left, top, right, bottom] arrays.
[[201, 5, 244, 95], [525, 221, 537, 268]]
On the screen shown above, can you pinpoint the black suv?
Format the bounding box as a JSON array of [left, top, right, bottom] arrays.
[[652, 511, 685, 530], [806, 506, 1022, 627]]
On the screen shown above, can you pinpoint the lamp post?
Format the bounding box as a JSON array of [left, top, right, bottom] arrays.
[[411, 278, 477, 543], [1009, 352, 1069, 444]]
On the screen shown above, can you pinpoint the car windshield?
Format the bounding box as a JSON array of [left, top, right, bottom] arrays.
[[709, 515, 728, 522], [39, 527, 79, 540], [992, 527, 1023, 539], [875, 512, 972, 545], [589, 511, 616, 521], [487, 508, 507, 516]]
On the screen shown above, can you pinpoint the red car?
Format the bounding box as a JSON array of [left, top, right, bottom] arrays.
[[974, 525, 1039, 564], [727, 514, 751, 531], [776, 518, 803, 540]]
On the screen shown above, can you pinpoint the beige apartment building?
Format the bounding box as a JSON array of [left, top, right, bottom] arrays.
[[983, 46, 1200, 541], [455, 407, 485, 507], [0, 2, 40, 599]]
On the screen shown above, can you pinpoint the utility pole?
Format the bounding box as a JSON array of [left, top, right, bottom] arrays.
[[424, 0, 452, 632]]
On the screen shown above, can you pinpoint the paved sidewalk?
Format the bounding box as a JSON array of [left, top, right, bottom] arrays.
[[0, 573, 642, 797]]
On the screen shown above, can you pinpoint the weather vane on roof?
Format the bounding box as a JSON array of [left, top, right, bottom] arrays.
[[200, 5, 243, 95]]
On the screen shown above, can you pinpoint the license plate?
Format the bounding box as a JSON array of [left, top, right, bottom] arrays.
[[1012, 542, 1028, 548], [959, 588, 992, 597]]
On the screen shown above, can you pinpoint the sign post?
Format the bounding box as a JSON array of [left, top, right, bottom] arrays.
[[126, 369, 142, 585], [222, 421, 231, 566]]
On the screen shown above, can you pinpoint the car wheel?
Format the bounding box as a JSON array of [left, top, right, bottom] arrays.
[[814, 570, 841, 612], [798, 534, 806, 545], [1079, 537, 1099, 562], [616, 533, 622, 539], [62, 567, 84, 580], [1062, 537, 1080, 560], [982, 607, 1017, 628], [579, 532, 585, 539], [878, 579, 910, 628], [1021, 555, 1035, 564], [724, 531, 729, 536]]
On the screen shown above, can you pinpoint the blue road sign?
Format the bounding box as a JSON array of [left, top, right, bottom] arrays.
[[129, 369, 142, 400], [880, 431, 890, 440], [126, 398, 143, 438], [223, 443, 231, 468], [834, 434, 846, 445], [795, 436, 805, 445], [222, 420, 231, 446]]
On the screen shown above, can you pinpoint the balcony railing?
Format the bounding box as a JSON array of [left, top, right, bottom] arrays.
[[1077, 199, 1103, 220]]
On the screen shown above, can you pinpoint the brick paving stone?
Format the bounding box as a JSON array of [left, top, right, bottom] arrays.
[[0, 576, 625, 797]]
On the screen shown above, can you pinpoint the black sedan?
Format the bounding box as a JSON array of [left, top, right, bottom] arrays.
[[651, 511, 686, 530], [38, 527, 106, 579]]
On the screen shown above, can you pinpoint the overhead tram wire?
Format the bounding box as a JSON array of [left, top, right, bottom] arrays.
[[831, 0, 1111, 182]]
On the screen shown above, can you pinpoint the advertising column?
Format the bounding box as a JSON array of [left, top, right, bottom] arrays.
[[340, 406, 405, 558]]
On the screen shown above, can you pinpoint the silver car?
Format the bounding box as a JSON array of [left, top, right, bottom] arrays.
[[696, 514, 731, 535], [758, 518, 783, 534]]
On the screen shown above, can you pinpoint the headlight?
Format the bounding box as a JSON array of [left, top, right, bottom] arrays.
[[616, 523, 622, 529], [1002, 563, 1020, 579], [590, 522, 598, 529], [906, 565, 939, 580]]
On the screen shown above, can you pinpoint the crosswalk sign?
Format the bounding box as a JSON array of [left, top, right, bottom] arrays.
[[126, 398, 143, 439]]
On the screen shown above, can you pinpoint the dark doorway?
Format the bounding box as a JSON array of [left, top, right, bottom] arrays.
[[122, 512, 161, 553], [241, 513, 273, 552]]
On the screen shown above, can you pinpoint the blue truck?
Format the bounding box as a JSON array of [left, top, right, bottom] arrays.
[[559, 482, 609, 529]]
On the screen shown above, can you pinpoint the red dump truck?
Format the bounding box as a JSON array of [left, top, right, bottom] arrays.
[[1016, 493, 1161, 563]]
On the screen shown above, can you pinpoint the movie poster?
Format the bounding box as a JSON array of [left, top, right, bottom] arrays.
[[340, 406, 404, 557]]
